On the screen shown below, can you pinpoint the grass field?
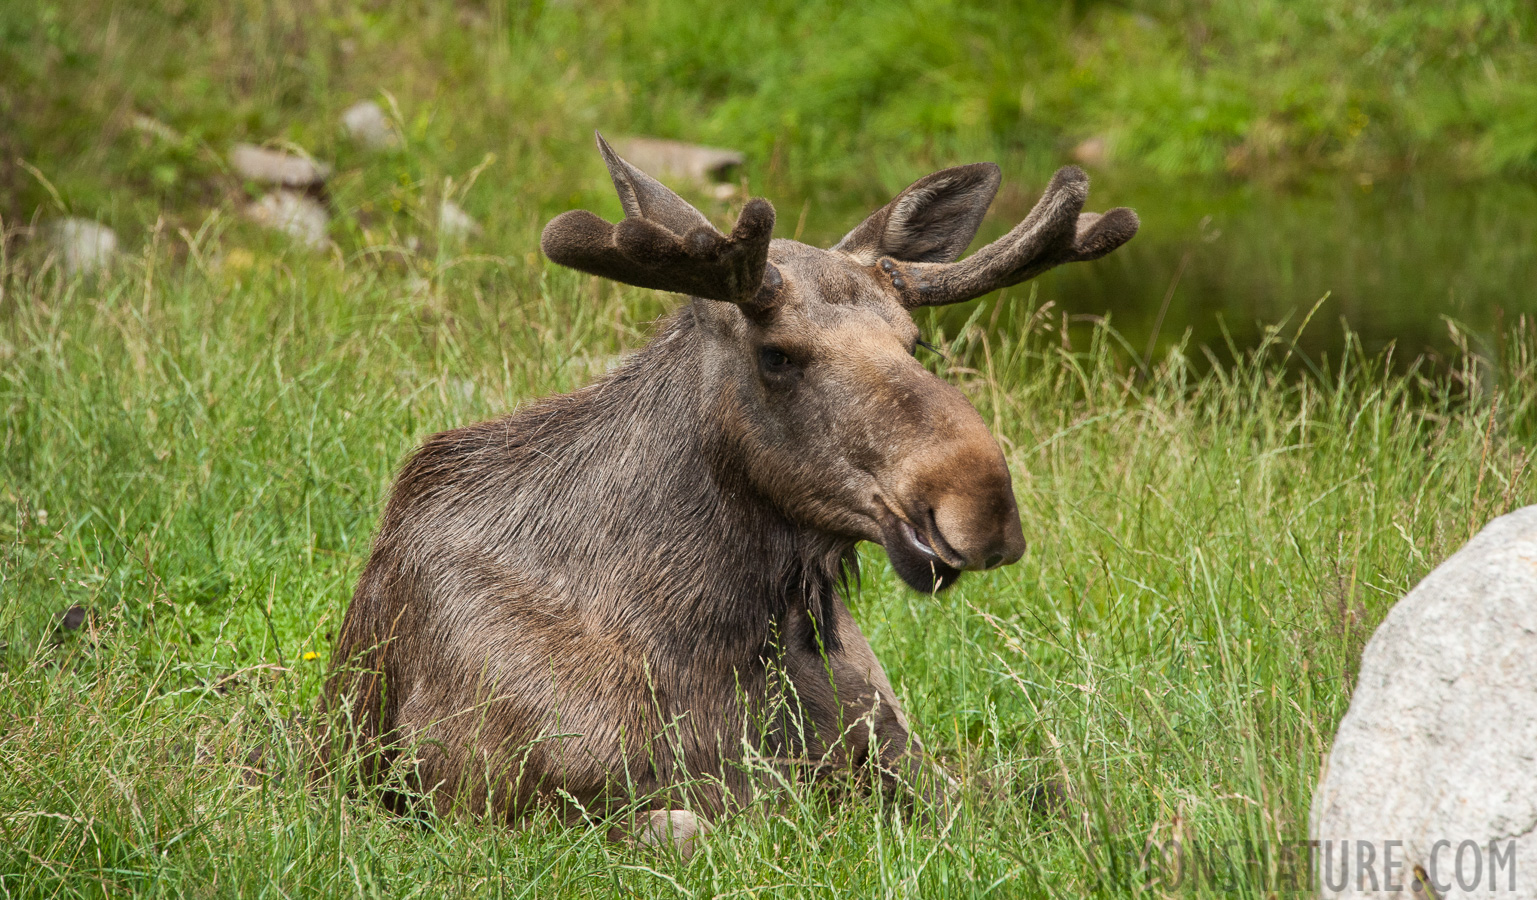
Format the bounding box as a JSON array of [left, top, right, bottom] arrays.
[[2, 237, 1533, 895]]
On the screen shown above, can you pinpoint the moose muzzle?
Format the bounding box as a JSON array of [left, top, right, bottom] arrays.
[[875, 385, 1026, 593]]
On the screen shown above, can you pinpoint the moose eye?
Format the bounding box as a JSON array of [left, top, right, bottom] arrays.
[[758, 346, 795, 376]]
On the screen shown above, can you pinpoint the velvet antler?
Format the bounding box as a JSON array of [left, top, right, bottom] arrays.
[[540, 133, 777, 308], [869, 166, 1139, 309]]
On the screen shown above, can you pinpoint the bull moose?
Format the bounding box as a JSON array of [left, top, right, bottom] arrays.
[[321, 134, 1137, 846]]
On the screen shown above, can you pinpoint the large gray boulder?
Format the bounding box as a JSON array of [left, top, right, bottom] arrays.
[[1311, 506, 1537, 898]]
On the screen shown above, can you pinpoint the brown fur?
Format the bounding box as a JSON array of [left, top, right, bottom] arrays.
[[320, 135, 1136, 826]]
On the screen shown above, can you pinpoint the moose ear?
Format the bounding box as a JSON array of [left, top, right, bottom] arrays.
[[595, 133, 715, 238], [541, 133, 777, 308], [833, 163, 1002, 265]]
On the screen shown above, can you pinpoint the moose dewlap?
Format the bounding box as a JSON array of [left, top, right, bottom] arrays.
[[320, 134, 1138, 833]]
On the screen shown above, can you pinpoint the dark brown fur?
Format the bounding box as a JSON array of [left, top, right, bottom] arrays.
[[320, 135, 1136, 827]]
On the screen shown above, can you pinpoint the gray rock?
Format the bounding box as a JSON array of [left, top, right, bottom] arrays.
[[437, 200, 481, 245], [246, 191, 329, 249], [130, 114, 181, 144], [340, 100, 397, 150], [1310, 506, 1537, 898], [48, 218, 118, 275], [1071, 136, 1109, 167], [612, 136, 742, 187], [635, 809, 708, 860], [230, 143, 331, 188]]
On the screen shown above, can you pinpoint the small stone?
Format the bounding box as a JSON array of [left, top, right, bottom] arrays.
[[636, 809, 707, 860], [438, 200, 481, 245], [1310, 506, 1537, 898], [340, 100, 397, 150], [47, 219, 118, 275], [59, 605, 87, 631], [1070, 136, 1108, 166], [613, 137, 743, 187], [130, 114, 181, 143], [246, 191, 329, 249], [230, 143, 331, 188]]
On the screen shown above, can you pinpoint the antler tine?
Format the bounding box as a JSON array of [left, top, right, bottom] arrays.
[[891, 166, 1139, 309], [540, 133, 777, 307]]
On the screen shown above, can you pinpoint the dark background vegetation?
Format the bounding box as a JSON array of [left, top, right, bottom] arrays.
[[5, 0, 1537, 229]]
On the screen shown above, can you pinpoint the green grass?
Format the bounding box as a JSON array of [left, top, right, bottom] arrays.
[[1, 237, 1533, 895]]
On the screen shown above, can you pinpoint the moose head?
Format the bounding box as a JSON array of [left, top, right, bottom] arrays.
[[542, 134, 1138, 593]]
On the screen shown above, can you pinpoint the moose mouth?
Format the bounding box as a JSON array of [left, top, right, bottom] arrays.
[[878, 509, 963, 594]]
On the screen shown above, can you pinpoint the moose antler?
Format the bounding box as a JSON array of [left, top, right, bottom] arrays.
[[883, 166, 1139, 308], [540, 133, 776, 307]]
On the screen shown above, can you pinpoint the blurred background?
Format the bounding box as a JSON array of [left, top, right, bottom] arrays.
[[3, 0, 1535, 368]]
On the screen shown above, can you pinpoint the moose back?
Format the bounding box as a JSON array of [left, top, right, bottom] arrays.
[[321, 134, 1137, 828]]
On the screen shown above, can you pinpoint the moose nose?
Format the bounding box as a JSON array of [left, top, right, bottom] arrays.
[[924, 443, 1026, 573], [931, 494, 1025, 571], [876, 353, 1026, 585]]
